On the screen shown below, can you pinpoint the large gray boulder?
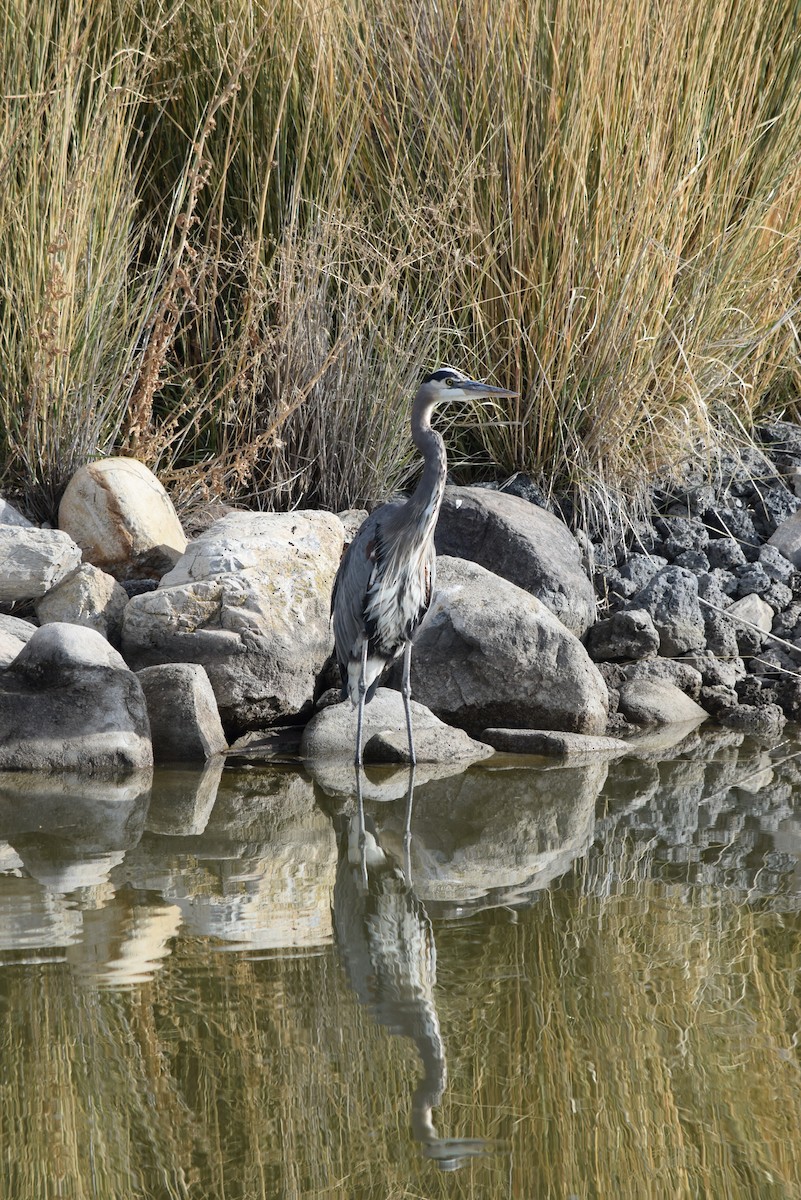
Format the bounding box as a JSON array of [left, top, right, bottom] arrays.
[[403, 556, 609, 736], [0, 623, 153, 773], [0, 526, 81, 602], [58, 456, 187, 580], [434, 486, 595, 636], [630, 566, 706, 656], [35, 562, 129, 644], [122, 510, 344, 734]]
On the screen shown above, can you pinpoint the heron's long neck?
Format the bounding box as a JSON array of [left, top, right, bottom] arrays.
[[408, 395, 447, 534]]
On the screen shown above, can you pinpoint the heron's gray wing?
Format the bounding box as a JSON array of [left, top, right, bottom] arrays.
[[331, 508, 384, 676]]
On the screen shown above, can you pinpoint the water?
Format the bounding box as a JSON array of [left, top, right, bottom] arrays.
[[2, 727, 801, 1198]]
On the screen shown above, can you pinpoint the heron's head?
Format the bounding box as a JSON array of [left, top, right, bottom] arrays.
[[419, 366, 517, 406]]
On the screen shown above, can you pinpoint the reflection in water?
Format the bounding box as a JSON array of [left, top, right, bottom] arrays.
[[4, 735, 801, 1195], [329, 769, 497, 1169]]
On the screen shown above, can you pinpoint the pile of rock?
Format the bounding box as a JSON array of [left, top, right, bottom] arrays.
[[581, 420, 801, 741], [4, 419, 801, 776]]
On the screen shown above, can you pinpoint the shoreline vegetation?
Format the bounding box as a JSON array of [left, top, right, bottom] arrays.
[[1, 0, 801, 531]]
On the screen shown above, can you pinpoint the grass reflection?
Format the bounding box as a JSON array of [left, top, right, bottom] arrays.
[[3, 855, 801, 1198]]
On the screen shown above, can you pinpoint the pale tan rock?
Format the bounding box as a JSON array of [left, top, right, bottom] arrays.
[[35, 563, 128, 644], [58, 457, 187, 580]]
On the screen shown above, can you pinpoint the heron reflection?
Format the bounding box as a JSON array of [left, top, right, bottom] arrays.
[[330, 768, 495, 1170]]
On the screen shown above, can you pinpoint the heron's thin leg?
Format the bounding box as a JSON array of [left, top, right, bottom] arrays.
[[354, 766, 368, 890], [401, 639, 416, 766], [354, 637, 369, 767], [402, 763, 416, 884]]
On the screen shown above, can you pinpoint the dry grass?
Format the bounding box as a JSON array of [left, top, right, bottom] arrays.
[[1, 0, 800, 523]]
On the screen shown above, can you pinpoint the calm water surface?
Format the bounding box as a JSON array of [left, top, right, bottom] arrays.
[[2, 727, 801, 1199]]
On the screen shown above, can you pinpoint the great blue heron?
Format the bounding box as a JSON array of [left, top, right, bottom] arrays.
[[331, 367, 517, 765]]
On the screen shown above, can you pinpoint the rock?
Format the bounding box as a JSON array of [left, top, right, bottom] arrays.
[[35, 563, 129, 644], [758, 544, 794, 583], [336, 509, 369, 544], [768, 509, 801, 568], [136, 664, 228, 762], [404, 556, 608, 736], [480, 728, 629, 760], [707, 538, 747, 571], [145, 759, 223, 836], [0, 498, 32, 527], [622, 657, 703, 700], [434, 486, 595, 636], [654, 515, 709, 559], [618, 553, 668, 590], [0, 526, 81, 602], [685, 650, 746, 689], [726, 594, 775, 656], [617, 679, 708, 726], [300, 687, 493, 765], [764, 581, 794, 613], [585, 609, 659, 662], [735, 562, 772, 598], [58, 457, 188, 580], [673, 549, 710, 572], [0, 623, 152, 773], [702, 607, 740, 658], [498, 472, 550, 508], [751, 483, 800, 540], [716, 703, 786, 742], [630, 566, 706, 656], [705, 502, 759, 554], [699, 684, 739, 715], [122, 510, 344, 735], [0, 614, 36, 668]]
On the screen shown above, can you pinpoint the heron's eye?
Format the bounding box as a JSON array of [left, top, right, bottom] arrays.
[[445, 377, 455, 387]]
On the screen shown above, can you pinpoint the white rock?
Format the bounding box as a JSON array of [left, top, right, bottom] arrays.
[[0, 614, 37, 669], [726, 593, 774, 634], [0, 498, 32, 527], [35, 563, 129, 643], [58, 457, 187, 579], [0, 526, 81, 602], [122, 510, 344, 732], [618, 679, 708, 727]]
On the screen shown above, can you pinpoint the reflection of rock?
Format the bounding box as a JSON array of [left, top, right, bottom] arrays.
[[375, 761, 607, 915], [0, 773, 151, 895], [308, 758, 482, 803], [145, 760, 223, 837], [0, 875, 83, 953], [66, 895, 182, 987], [121, 769, 337, 951], [591, 731, 801, 904]]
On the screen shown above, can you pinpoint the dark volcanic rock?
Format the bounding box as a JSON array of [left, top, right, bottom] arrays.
[[630, 566, 706, 656], [585, 609, 660, 662], [707, 538, 747, 571]]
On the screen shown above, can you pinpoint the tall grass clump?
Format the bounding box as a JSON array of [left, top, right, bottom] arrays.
[[1, 0, 801, 522]]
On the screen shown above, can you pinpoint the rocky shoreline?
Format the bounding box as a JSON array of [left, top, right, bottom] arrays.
[[3, 421, 801, 776]]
